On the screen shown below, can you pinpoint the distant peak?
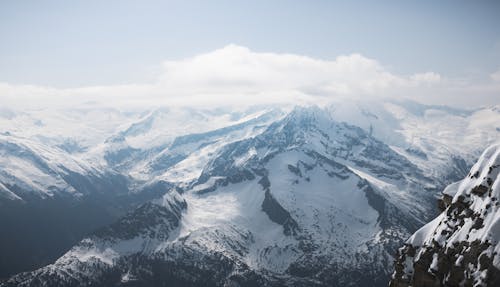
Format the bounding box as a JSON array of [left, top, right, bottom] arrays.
[[284, 105, 333, 125], [105, 134, 127, 144]]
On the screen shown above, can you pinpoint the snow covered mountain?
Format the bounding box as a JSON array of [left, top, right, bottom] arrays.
[[0, 132, 127, 201], [390, 144, 500, 287], [0, 131, 144, 278], [326, 100, 500, 183], [1, 101, 497, 203], [0, 106, 283, 279], [0, 102, 498, 286], [0, 106, 283, 201]]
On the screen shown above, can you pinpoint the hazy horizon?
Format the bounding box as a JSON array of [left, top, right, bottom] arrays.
[[1, 0, 500, 109]]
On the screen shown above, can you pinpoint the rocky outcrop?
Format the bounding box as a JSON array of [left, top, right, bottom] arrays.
[[390, 144, 500, 287]]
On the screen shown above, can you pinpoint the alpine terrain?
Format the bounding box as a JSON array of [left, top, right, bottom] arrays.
[[0, 101, 499, 286]]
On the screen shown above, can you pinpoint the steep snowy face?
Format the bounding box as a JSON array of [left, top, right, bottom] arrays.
[[184, 106, 438, 281], [198, 106, 436, 225], [391, 144, 500, 287], [183, 148, 383, 272]]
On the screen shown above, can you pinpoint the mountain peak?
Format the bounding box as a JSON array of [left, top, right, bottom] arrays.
[[104, 134, 127, 144], [284, 105, 333, 127]]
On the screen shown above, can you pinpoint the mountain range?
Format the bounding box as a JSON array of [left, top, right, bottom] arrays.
[[0, 100, 499, 286]]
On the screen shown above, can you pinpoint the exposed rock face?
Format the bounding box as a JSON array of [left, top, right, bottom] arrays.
[[390, 144, 500, 287]]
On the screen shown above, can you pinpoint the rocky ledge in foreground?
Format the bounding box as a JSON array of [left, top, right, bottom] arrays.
[[390, 144, 500, 287]]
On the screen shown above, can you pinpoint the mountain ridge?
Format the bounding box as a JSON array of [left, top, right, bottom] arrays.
[[0, 102, 498, 285]]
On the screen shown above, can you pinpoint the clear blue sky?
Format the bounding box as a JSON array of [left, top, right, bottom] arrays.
[[1, 0, 499, 87]]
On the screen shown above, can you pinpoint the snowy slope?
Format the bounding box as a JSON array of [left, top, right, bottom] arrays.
[[390, 143, 500, 287], [327, 100, 500, 182], [0, 133, 127, 200]]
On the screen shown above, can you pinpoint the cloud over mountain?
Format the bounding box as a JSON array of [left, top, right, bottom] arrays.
[[0, 45, 498, 109]]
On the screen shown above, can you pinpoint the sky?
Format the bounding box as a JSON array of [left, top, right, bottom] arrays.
[[0, 0, 499, 109]]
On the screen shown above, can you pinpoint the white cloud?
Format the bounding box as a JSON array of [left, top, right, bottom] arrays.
[[491, 69, 500, 82], [410, 72, 441, 85], [0, 44, 498, 109], [158, 45, 433, 96]]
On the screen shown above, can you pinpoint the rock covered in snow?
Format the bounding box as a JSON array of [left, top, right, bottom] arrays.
[[390, 144, 500, 287]]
